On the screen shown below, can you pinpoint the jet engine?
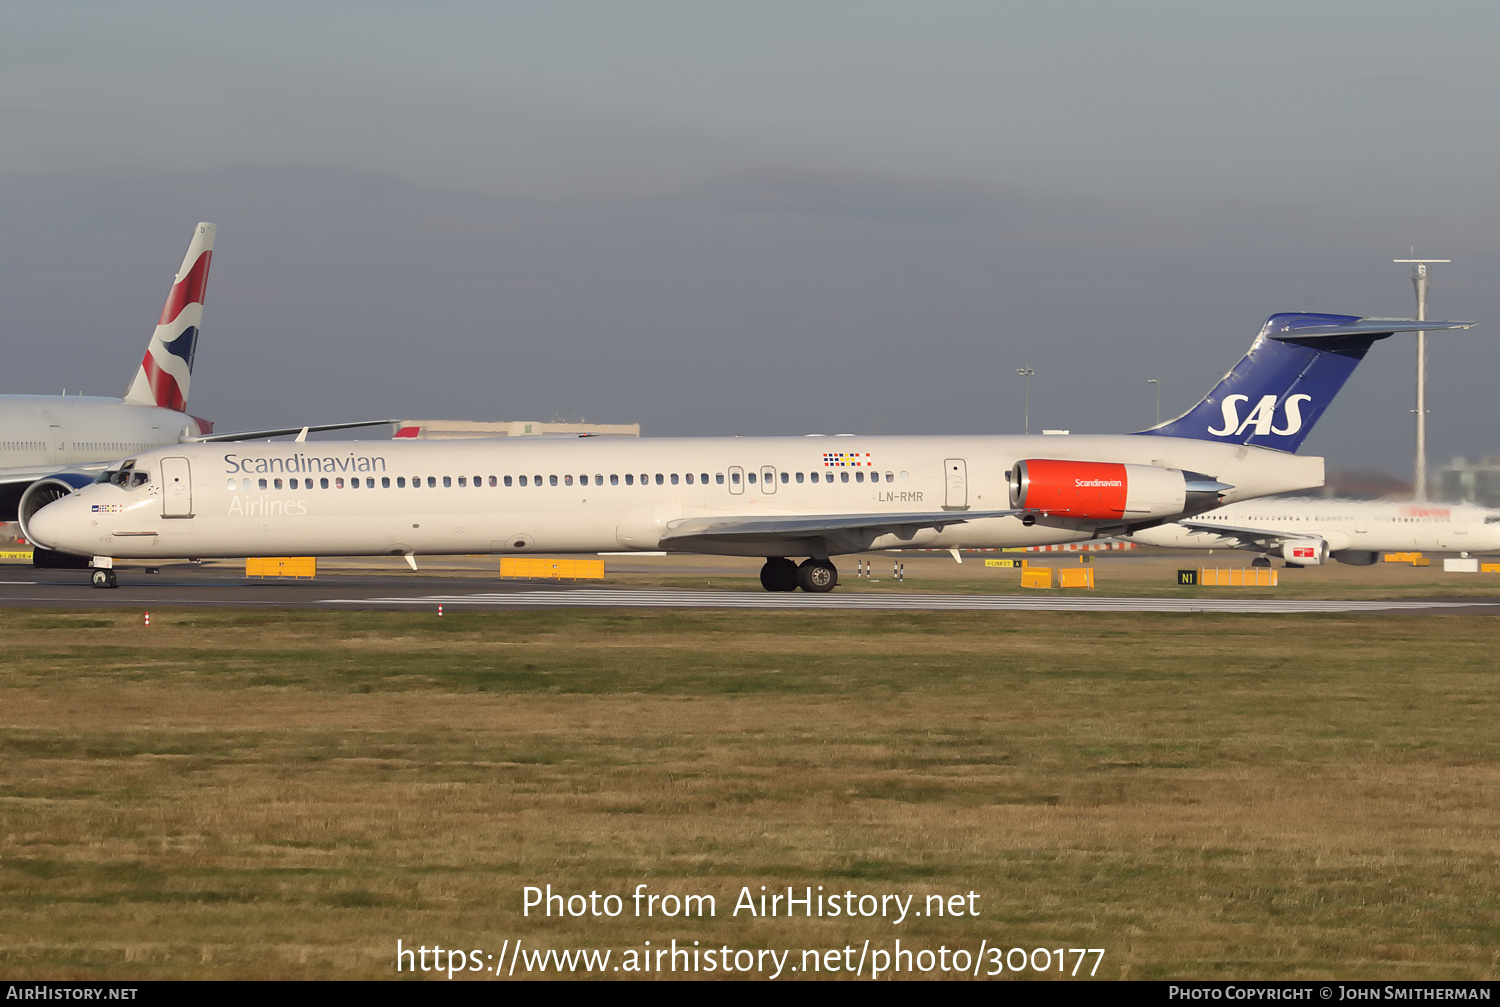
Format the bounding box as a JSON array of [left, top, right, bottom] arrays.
[[1009, 459, 1198, 521], [1281, 538, 1329, 566], [18, 473, 96, 568]]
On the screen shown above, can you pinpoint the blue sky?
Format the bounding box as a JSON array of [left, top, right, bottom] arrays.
[[3, 2, 1497, 475]]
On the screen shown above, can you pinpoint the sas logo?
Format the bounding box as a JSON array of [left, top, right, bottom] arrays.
[[91, 504, 124, 513], [823, 452, 872, 468], [1207, 393, 1312, 438], [1291, 546, 1316, 558]]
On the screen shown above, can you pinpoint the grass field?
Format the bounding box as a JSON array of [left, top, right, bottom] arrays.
[[0, 606, 1496, 980]]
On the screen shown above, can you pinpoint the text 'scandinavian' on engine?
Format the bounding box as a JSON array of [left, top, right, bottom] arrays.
[[25, 312, 1477, 590]]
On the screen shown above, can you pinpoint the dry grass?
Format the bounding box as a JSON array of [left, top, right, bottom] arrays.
[[0, 608, 1496, 980]]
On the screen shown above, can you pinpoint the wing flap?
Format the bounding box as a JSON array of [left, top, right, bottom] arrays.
[[660, 508, 1018, 545]]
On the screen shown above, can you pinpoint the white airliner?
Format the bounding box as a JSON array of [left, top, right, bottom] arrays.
[[3, 222, 390, 565], [24, 311, 1476, 589], [1128, 498, 1500, 565]]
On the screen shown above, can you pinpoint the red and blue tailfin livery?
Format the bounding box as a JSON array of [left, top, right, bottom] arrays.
[[1136, 312, 1475, 453], [123, 222, 214, 412]]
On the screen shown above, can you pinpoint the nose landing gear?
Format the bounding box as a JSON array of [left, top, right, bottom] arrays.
[[90, 568, 118, 589]]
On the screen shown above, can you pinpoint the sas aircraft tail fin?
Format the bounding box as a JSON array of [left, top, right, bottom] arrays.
[[122, 222, 215, 412], [1135, 312, 1476, 453]]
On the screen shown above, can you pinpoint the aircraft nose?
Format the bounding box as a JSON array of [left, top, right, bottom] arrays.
[[25, 497, 78, 552]]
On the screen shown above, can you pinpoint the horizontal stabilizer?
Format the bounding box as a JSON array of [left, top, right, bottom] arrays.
[[1267, 317, 1476, 341]]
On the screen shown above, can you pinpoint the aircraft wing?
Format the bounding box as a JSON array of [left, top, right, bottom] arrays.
[[188, 419, 399, 442], [1177, 518, 1312, 547], [660, 508, 1019, 547]]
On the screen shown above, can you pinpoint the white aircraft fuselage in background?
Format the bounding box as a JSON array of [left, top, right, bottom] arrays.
[[1129, 498, 1500, 564]]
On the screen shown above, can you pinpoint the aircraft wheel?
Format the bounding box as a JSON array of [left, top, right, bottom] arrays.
[[1250, 556, 1271, 568], [90, 569, 117, 590], [759, 558, 798, 592], [797, 559, 838, 593]]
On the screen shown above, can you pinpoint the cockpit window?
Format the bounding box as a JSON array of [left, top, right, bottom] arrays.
[[1486, 515, 1500, 524], [96, 466, 150, 489]]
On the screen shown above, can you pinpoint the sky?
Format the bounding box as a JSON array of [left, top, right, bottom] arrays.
[[2, 1, 1498, 478]]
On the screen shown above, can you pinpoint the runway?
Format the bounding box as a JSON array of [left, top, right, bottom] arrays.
[[326, 587, 1500, 614], [0, 565, 1495, 614]]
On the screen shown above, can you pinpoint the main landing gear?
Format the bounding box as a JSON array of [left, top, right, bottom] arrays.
[[90, 568, 118, 589], [759, 557, 839, 593]]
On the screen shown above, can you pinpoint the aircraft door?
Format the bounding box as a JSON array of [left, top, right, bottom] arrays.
[[49, 425, 64, 456], [160, 456, 193, 518], [728, 465, 744, 495], [761, 465, 777, 494], [943, 458, 968, 510]]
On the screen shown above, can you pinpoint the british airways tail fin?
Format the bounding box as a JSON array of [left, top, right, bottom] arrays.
[[122, 222, 215, 412], [1135, 312, 1476, 453]]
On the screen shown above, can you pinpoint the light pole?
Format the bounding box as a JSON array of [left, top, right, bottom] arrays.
[[1393, 254, 1451, 501], [1146, 378, 1160, 426], [1016, 368, 1035, 435]]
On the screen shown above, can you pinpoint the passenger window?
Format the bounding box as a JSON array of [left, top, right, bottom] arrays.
[[428, 476, 437, 488], [397, 477, 406, 488], [226, 479, 237, 490], [550, 475, 559, 487], [869, 472, 879, 483], [535, 474, 543, 487], [336, 477, 344, 489], [685, 473, 694, 485], [473, 475, 482, 486], [826, 473, 834, 483], [351, 478, 359, 489], [489, 476, 497, 487], [595, 474, 603, 485], [519, 475, 528, 487], [795, 472, 804, 483], [259, 478, 268, 490], [504, 475, 512, 487], [626, 474, 634, 485], [731, 471, 741, 485], [611, 474, 619, 486], [366, 478, 375, 488], [458, 476, 467, 487], [700, 473, 709, 484], [856, 471, 864, 483], [640, 474, 648, 485], [441, 476, 450, 487], [274, 478, 283, 489], [320, 478, 329, 489], [669, 473, 678, 485], [841, 471, 850, 483], [747, 472, 756, 484], [781, 471, 789, 483], [716, 473, 724, 485], [900, 471, 909, 482], [885, 471, 894, 483]]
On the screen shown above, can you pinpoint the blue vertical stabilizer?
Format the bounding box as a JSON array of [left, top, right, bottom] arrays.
[[1136, 313, 1474, 453]]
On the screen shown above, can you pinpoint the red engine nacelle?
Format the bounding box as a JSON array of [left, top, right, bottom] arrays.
[[1282, 539, 1328, 566], [1009, 459, 1189, 521]]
